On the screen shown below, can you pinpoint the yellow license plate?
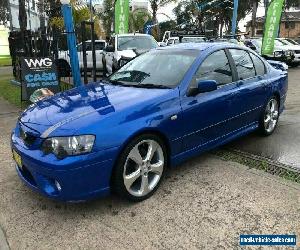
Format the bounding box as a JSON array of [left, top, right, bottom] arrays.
[[12, 149, 22, 168]]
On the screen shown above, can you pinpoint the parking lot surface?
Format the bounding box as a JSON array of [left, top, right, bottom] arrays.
[[0, 67, 300, 249]]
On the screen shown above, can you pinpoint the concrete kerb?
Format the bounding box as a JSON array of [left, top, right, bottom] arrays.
[[0, 225, 9, 250]]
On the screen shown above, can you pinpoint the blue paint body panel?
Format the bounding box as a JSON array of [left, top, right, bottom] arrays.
[[11, 43, 288, 201]]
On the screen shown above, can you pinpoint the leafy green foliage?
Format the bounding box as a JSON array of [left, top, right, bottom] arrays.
[[173, 0, 255, 35], [98, 0, 114, 37], [0, 0, 9, 25], [129, 10, 151, 33]]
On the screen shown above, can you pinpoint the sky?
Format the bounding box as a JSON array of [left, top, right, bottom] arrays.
[[155, 1, 266, 32]]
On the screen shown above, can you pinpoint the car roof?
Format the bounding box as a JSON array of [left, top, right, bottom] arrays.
[[116, 33, 152, 37], [83, 40, 106, 42], [157, 42, 241, 51]]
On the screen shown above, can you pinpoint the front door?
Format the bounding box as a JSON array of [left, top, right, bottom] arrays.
[[180, 49, 238, 151]]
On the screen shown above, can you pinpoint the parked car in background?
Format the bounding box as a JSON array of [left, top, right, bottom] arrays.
[[244, 38, 294, 65], [215, 38, 240, 45], [276, 38, 300, 66], [281, 38, 299, 45], [12, 43, 288, 202], [161, 30, 180, 46], [102, 33, 158, 76], [57, 40, 106, 77], [157, 42, 167, 47], [180, 36, 206, 43], [166, 37, 180, 46]]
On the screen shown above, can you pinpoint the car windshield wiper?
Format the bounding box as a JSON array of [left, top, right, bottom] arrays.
[[105, 79, 129, 86], [134, 83, 172, 89], [103, 79, 171, 89]]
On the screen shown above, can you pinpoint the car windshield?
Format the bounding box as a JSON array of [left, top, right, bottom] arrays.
[[274, 39, 286, 46], [182, 37, 205, 43], [286, 39, 299, 45], [253, 39, 283, 48], [117, 36, 158, 51], [108, 50, 197, 88]]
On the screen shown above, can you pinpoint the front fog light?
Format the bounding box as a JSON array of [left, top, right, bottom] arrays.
[[274, 51, 283, 57]]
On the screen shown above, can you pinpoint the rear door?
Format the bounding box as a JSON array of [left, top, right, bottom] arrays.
[[228, 48, 269, 127]]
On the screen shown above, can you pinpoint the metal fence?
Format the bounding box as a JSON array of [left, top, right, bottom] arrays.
[[8, 20, 103, 90]]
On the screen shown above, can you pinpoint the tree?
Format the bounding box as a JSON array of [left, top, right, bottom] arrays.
[[47, 0, 103, 50], [173, 0, 253, 36], [159, 20, 176, 39], [0, 0, 10, 26], [98, 0, 114, 37], [129, 9, 151, 33], [18, 0, 27, 32], [149, 0, 177, 39]]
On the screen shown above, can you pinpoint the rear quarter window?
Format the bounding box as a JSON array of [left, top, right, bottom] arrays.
[[249, 52, 266, 76]]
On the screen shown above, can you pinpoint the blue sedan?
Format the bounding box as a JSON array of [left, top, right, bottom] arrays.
[[11, 43, 288, 202]]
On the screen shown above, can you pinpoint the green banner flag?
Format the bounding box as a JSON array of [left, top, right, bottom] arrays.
[[115, 0, 130, 34], [261, 0, 284, 56]]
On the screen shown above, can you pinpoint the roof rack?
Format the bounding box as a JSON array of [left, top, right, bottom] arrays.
[[170, 30, 206, 37]]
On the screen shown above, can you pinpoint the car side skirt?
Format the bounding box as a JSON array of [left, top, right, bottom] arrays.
[[170, 122, 259, 167]]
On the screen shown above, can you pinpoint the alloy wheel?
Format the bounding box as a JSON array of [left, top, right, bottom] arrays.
[[264, 98, 279, 133], [123, 140, 164, 197]]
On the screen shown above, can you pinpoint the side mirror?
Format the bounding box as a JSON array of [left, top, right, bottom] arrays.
[[197, 80, 217, 93], [105, 45, 115, 52], [188, 80, 217, 96]]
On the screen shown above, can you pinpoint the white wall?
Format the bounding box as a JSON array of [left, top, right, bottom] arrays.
[[0, 25, 10, 56], [9, 0, 47, 31]]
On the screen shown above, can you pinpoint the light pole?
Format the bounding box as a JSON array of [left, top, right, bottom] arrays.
[[60, 0, 81, 87]]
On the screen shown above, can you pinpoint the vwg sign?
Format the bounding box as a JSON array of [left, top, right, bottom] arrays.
[[21, 57, 60, 101], [24, 58, 53, 68], [115, 0, 129, 34]]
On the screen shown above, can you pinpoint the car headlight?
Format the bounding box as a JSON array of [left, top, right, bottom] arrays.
[[274, 51, 284, 57], [42, 135, 95, 159], [284, 50, 294, 57]]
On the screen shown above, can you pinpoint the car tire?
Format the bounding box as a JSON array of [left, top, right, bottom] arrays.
[[259, 96, 279, 136], [112, 134, 167, 202]]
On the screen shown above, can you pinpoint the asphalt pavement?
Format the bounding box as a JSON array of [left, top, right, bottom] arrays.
[[228, 67, 300, 169]]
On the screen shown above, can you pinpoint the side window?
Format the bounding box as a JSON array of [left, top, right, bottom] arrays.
[[95, 42, 105, 50], [229, 49, 256, 80], [249, 52, 266, 76], [195, 50, 233, 85], [85, 42, 92, 51]]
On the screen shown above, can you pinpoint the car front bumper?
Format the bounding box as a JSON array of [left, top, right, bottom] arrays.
[[11, 130, 118, 202], [293, 53, 300, 63]]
